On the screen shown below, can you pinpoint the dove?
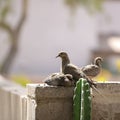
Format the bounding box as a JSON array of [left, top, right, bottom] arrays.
[[56, 51, 95, 85], [44, 73, 75, 87], [81, 57, 103, 79], [56, 51, 82, 82]]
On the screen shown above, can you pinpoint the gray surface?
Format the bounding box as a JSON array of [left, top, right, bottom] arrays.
[[27, 82, 120, 120]]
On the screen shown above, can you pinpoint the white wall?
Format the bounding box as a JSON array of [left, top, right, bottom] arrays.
[[1, 0, 120, 75], [97, 1, 120, 33]]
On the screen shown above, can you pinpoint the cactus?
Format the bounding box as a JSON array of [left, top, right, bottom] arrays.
[[73, 78, 92, 120]]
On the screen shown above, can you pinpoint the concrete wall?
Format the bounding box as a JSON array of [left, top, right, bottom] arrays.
[[27, 82, 120, 120], [27, 84, 74, 120], [92, 82, 120, 120], [1, 76, 120, 120]]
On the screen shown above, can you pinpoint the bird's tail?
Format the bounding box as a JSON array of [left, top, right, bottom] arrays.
[[80, 71, 97, 88]]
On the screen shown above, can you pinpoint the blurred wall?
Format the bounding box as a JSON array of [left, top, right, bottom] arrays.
[[1, 0, 120, 75]]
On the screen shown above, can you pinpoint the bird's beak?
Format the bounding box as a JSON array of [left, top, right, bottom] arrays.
[[56, 55, 59, 58]]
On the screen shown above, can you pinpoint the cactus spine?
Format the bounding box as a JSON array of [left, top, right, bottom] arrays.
[[73, 78, 91, 120]]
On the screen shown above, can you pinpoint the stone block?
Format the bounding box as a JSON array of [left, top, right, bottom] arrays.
[[27, 82, 120, 120]]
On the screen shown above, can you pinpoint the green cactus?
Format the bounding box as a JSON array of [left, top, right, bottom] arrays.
[[73, 78, 92, 120]]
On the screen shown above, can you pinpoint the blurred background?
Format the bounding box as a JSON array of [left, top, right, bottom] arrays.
[[0, 0, 120, 86]]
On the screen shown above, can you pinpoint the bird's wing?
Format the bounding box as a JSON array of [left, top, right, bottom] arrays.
[[64, 64, 81, 80], [66, 64, 79, 73], [81, 65, 100, 77]]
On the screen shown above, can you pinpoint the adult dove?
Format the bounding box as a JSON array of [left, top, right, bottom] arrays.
[[56, 51, 82, 82], [81, 57, 103, 79]]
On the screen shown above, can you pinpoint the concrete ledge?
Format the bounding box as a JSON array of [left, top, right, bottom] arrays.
[[27, 82, 120, 120], [27, 84, 74, 120], [92, 82, 120, 120], [27, 84, 74, 99]]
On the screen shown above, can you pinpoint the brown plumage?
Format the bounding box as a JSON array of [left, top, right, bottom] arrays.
[[56, 51, 98, 88], [56, 51, 82, 82], [81, 57, 103, 79], [44, 73, 74, 87]]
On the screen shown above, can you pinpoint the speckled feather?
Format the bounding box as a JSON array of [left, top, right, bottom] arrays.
[[44, 73, 75, 86], [81, 57, 103, 78], [81, 65, 100, 77]]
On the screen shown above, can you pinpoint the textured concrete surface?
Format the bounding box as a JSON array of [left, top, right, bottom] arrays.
[[92, 82, 120, 120], [27, 84, 74, 120], [27, 82, 120, 120]]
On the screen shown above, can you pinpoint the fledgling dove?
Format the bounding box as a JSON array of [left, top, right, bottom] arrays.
[[56, 51, 96, 87], [81, 57, 103, 79], [44, 73, 75, 87]]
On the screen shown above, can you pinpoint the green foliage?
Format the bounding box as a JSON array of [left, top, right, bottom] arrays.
[[73, 78, 92, 120], [11, 75, 31, 87], [64, 0, 104, 13]]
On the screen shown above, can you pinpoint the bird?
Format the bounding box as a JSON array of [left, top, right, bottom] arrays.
[[56, 51, 82, 82], [56, 51, 96, 86], [44, 73, 75, 87], [81, 57, 103, 79]]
